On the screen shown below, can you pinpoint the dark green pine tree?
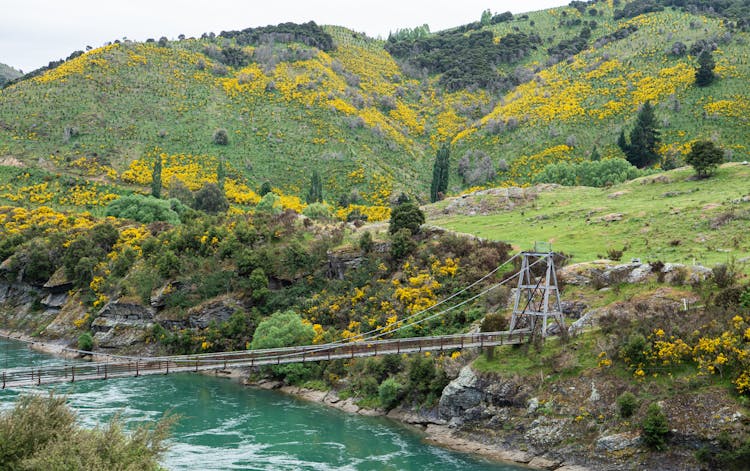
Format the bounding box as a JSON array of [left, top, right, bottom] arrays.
[[306, 170, 323, 204], [151, 153, 162, 198], [430, 144, 450, 203], [695, 49, 716, 87], [617, 101, 660, 168]]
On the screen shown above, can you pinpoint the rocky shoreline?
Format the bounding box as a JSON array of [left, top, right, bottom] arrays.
[[243, 376, 589, 471]]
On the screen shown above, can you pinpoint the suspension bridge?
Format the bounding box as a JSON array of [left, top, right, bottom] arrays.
[[1, 247, 565, 390]]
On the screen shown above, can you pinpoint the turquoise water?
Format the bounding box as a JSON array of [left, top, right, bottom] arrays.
[[0, 339, 523, 470]]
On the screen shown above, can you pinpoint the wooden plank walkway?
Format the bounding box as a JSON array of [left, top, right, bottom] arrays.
[[1, 330, 529, 389]]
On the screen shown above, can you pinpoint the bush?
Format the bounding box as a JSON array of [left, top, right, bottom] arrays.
[[212, 128, 229, 145], [105, 195, 183, 224], [378, 378, 403, 409], [389, 201, 425, 235], [641, 403, 669, 450], [256, 192, 281, 215], [390, 228, 416, 261], [302, 202, 331, 221], [533, 158, 642, 187], [0, 394, 173, 470], [193, 183, 229, 214], [458, 149, 496, 186], [359, 231, 374, 253], [617, 392, 638, 418], [77, 332, 94, 351]]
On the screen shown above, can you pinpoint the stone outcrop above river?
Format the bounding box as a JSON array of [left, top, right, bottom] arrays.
[[91, 301, 155, 349]]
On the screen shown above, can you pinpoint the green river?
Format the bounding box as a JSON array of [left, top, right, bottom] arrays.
[[0, 339, 525, 470]]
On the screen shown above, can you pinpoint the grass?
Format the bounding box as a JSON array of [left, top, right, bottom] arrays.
[[432, 163, 750, 267]]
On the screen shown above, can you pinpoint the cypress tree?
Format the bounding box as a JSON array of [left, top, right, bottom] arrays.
[[695, 49, 716, 87], [151, 153, 162, 199], [430, 144, 450, 203], [306, 170, 323, 204], [216, 159, 226, 192]]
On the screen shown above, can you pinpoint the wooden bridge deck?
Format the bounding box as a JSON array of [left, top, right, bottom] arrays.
[[1, 330, 529, 389]]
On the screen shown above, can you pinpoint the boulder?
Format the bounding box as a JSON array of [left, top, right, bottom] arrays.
[[595, 432, 641, 452], [439, 366, 483, 419], [528, 456, 562, 470]]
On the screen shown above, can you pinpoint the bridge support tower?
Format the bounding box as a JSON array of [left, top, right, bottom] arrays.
[[509, 243, 565, 338]]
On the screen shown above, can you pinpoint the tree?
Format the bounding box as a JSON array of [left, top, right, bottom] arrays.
[[105, 195, 183, 224], [617, 101, 660, 168], [193, 183, 229, 214], [695, 49, 716, 87], [685, 140, 724, 178], [216, 159, 226, 192], [306, 170, 323, 204], [151, 153, 162, 199], [389, 201, 425, 235], [212, 128, 229, 145], [641, 403, 669, 450], [251, 310, 313, 349], [259, 181, 272, 196], [168, 177, 194, 207], [430, 144, 450, 202]]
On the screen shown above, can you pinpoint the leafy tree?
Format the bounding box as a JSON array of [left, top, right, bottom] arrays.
[[389, 201, 425, 235], [250, 310, 314, 350], [430, 144, 450, 202], [590, 145, 601, 161], [617, 101, 660, 168], [480, 9, 493, 26], [642, 403, 669, 450], [193, 183, 229, 214], [533, 158, 642, 187], [458, 149, 495, 187], [685, 140, 724, 178], [306, 170, 323, 204], [151, 153, 162, 199], [695, 49, 716, 87], [302, 202, 331, 220]]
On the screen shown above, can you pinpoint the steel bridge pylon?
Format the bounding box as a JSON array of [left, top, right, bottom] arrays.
[[509, 243, 565, 338]]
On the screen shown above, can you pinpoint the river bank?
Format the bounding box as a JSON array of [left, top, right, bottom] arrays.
[[244, 377, 586, 471]]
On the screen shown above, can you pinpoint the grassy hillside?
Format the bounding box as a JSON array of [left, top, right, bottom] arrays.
[[0, 0, 749, 211], [431, 163, 750, 266], [0, 63, 22, 86]]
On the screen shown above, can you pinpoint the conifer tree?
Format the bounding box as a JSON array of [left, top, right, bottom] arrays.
[[216, 159, 226, 192], [695, 49, 716, 87], [430, 144, 450, 203], [306, 170, 323, 204], [151, 153, 162, 198], [617, 101, 660, 168]]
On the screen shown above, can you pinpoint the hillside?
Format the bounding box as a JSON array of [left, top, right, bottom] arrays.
[[0, 0, 749, 212], [430, 163, 750, 267], [0, 63, 22, 86]]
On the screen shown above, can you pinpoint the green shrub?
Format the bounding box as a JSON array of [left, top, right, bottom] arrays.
[[105, 194, 182, 224], [617, 391, 638, 418], [302, 202, 331, 220], [359, 231, 374, 253], [641, 403, 669, 450], [378, 377, 403, 409], [77, 332, 94, 351], [0, 394, 173, 470], [193, 183, 229, 214], [256, 192, 281, 215], [390, 228, 416, 261], [533, 158, 642, 187], [212, 128, 229, 145], [389, 201, 425, 235]]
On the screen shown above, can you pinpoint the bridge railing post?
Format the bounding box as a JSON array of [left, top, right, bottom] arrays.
[[2, 371, 5, 389], [71, 366, 75, 383]]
